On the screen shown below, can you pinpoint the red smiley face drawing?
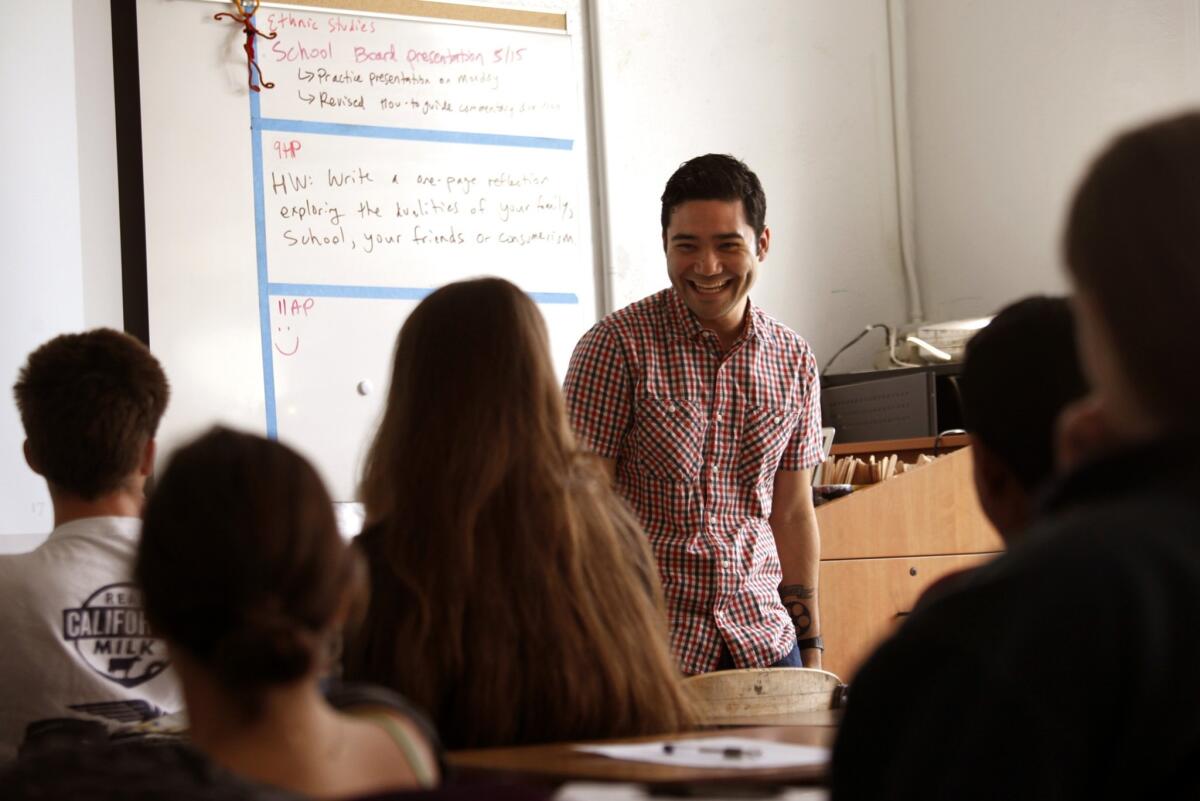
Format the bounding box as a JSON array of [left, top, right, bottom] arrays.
[[274, 324, 300, 356]]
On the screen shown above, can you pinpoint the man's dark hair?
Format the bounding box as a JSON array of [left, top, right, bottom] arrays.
[[960, 296, 1088, 491], [660, 153, 767, 243], [13, 328, 169, 500], [1065, 111, 1200, 428]]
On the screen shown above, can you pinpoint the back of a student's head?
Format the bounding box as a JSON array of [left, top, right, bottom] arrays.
[[960, 296, 1088, 536], [352, 278, 694, 747], [362, 276, 570, 528], [963, 299, 1085, 489], [137, 427, 359, 716], [1065, 110, 1200, 434], [13, 329, 169, 499]]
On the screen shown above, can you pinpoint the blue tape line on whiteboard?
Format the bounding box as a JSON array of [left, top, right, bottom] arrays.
[[268, 283, 579, 304], [270, 283, 430, 300], [251, 88, 279, 439], [522, 291, 580, 304], [258, 117, 573, 150]]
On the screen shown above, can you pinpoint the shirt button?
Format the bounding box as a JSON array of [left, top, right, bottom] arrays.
[[714, 412, 723, 420]]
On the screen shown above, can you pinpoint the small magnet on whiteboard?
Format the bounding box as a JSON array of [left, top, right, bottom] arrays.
[[357, 380, 373, 396]]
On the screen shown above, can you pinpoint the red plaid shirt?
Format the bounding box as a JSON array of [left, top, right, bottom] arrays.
[[564, 288, 823, 674]]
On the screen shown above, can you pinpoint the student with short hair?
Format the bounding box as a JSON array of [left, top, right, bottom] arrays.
[[0, 329, 179, 760], [832, 111, 1200, 800], [959, 295, 1089, 540], [914, 296, 1090, 610], [136, 427, 438, 797], [345, 277, 696, 749]]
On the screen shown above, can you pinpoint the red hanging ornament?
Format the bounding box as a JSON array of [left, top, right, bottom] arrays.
[[214, 0, 278, 93]]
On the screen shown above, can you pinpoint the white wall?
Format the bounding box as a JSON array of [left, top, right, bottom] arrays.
[[904, 0, 1200, 322], [0, 1, 121, 551], [75, 1, 125, 330], [593, 0, 910, 371]]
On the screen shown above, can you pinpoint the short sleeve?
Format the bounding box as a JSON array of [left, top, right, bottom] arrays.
[[778, 343, 823, 471], [563, 323, 634, 460]]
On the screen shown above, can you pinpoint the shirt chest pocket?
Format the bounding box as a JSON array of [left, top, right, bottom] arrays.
[[736, 404, 799, 487], [633, 397, 706, 483]]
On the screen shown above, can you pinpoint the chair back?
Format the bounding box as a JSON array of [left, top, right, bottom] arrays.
[[684, 668, 846, 724]]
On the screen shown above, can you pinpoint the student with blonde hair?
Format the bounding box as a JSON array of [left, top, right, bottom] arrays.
[[346, 277, 695, 749]]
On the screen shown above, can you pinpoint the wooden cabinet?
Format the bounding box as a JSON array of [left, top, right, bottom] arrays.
[[816, 444, 1002, 681]]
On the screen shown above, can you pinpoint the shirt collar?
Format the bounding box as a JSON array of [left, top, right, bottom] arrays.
[[47, 516, 141, 545], [664, 288, 775, 346]]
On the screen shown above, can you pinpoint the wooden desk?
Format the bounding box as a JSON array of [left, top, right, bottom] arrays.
[[817, 446, 1002, 680], [829, 433, 970, 461], [706, 708, 840, 728], [448, 726, 834, 786]]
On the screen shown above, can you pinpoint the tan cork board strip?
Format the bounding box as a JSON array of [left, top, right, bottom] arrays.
[[272, 0, 566, 31]]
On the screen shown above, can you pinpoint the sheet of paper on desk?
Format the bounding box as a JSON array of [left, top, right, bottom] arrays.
[[576, 736, 829, 769], [556, 782, 828, 800]]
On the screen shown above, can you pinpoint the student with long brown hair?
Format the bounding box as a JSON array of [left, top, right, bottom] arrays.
[[346, 277, 695, 749], [136, 428, 438, 798]]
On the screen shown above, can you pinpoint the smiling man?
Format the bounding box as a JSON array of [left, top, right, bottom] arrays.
[[564, 154, 824, 674]]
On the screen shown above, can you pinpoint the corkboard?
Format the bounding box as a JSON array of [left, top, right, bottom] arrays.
[[271, 0, 566, 31]]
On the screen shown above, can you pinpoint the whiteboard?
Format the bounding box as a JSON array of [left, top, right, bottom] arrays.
[[135, 0, 596, 500]]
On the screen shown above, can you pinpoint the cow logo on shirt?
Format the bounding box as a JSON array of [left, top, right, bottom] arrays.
[[61, 583, 170, 688]]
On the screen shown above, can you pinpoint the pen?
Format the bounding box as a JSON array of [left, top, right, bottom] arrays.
[[700, 746, 761, 758], [660, 744, 762, 758]]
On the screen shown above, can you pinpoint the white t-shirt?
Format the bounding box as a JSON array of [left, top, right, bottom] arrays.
[[0, 517, 181, 761]]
